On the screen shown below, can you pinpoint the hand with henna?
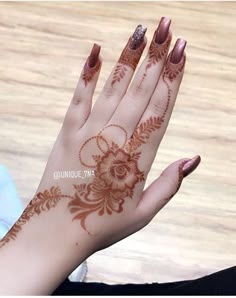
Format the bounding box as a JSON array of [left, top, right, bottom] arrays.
[[0, 17, 201, 295]]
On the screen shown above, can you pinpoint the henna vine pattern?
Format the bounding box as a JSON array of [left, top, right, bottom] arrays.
[[0, 187, 72, 248], [159, 54, 186, 120]]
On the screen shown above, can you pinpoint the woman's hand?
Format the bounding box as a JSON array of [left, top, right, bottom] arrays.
[[0, 17, 200, 294]]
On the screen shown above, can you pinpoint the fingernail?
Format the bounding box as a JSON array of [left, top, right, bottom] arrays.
[[170, 38, 187, 64], [88, 43, 101, 68], [183, 155, 201, 178], [129, 24, 147, 50], [155, 17, 171, 44]]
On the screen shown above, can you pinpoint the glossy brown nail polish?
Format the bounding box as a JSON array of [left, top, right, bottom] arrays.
[[130, 24, 147, 50], [88, 43, 101, 68], [155, 17, 171, 44], [183, 155, 201, 178], [170, 38, 187, 64]]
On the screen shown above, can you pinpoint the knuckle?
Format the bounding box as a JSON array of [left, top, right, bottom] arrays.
[[102, 85, 115, 99], [71, 94, 87, 106], [129, 85, 148, 99]]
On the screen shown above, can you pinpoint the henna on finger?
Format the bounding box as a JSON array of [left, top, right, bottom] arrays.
[[138, 17, 171, 88], [111, 25, 147, 86], [82, 43, 101, 86], [145, 17, 171, 72], [163, 156, 201, 203]]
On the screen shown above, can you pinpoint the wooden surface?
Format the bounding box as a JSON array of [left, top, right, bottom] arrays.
[[0, 2, 235, 284]]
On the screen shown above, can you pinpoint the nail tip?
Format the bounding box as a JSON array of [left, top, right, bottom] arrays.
[[88, 43, 101, 68], [155, 17, 171, 44], [130, 24, 147, 50], [170, 38, 187, 64], [182, 155, 201, 178]]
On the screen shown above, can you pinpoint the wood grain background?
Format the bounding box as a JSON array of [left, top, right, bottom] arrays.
[[0, 2, 235, 284]]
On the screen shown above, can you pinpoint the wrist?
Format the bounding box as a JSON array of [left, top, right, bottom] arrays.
[[0, 192, 92, 295]]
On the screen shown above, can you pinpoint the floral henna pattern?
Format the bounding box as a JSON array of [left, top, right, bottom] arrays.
[[1, 52, 186, 245], [68, 148, 144, 231], [70, 128, 146, 232]]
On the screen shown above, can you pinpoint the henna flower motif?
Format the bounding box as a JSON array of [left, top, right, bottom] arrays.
[[97, 148, 143, 191]]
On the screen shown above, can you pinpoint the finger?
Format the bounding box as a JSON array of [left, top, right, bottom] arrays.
[[125, 39, 187, 169], [135, 155, 201, 224], [87, 25, 147, 130], [63, 44, 102, 132], [110, 17, 172, 136]]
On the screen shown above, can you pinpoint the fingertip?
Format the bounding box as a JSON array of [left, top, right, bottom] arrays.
[[182, 155, 201, 178]]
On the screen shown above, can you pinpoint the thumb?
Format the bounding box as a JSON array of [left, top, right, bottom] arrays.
[[136, 155, 201, 223]]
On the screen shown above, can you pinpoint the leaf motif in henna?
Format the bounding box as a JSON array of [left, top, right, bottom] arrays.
[[0, 187, 63, 248], [110, 141, 119, 152], [92, 154, 101, 163], [111, 64, 127, 86], [82, 60, 101, 86], [68, 183, 126, 231], [125, 116, 163, 152], [146, 35, 171, 71], [163, 55, 186, 82]]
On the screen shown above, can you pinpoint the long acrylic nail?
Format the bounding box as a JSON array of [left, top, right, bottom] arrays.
[[130, 24, 147, 50], [88, 43, 101, 68], [155, 17, 171, 44], [183, 155, 201, 178], [170, 38, 187, 64]]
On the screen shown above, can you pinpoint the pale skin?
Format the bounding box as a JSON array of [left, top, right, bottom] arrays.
[[0, 19, 200, 295]]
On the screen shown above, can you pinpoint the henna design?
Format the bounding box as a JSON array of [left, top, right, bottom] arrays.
[[111, 25, 146, 86], [139, 33, 171, 88], [162, 161, 187, 203], [117, 37, 146, 71], [145, 33, 171, 72], [82, 60, 101, 86], [82, 44, 101, 86], [125, 117, 163, 152], [163, 54, 186, 82], [0, 34, 188, 246], [154, 54, 186, 121], [71, 143, 145, 232], [111, 64, 128, 86], [0, 187, 72, 248]]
